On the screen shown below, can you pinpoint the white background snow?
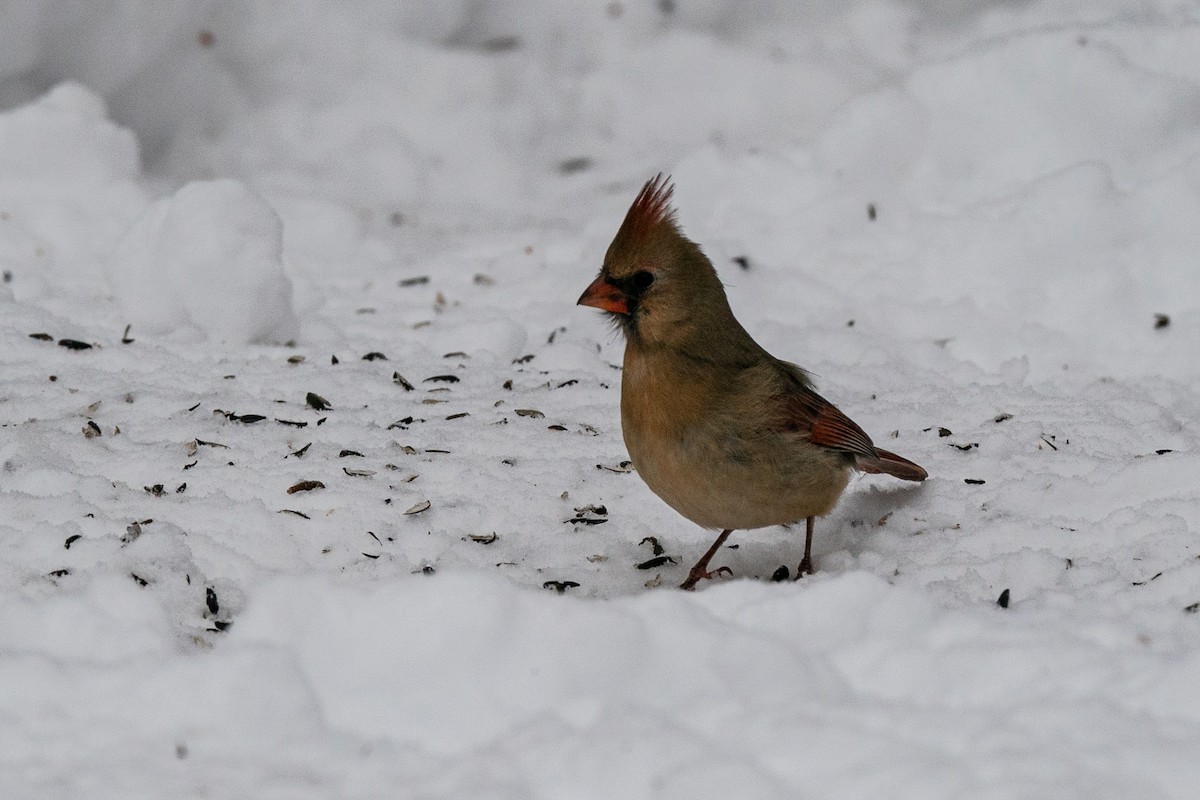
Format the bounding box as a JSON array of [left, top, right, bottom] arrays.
[[2, 1, 1199, 797]]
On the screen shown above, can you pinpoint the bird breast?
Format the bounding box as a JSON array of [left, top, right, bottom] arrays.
[[620, 344, 852, 531]]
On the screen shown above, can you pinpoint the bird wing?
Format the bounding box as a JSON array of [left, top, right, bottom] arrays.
[[770, 360, 878, 460], [769, 360, 928, 482]]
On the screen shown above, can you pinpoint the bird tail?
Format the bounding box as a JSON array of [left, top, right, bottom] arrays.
[[857, 448, 928, 482]]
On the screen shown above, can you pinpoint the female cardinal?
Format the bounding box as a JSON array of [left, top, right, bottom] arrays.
[[578, 175, 927, 590]]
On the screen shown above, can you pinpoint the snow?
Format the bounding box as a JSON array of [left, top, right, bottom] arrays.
[[107, 179, 299, 343], [2, 2, 1200, 797]]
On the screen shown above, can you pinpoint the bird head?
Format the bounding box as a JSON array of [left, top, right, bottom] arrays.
[[578, 175, 731, 347]]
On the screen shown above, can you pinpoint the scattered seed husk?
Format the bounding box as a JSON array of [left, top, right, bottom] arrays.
[[565, 516, 606, 525], [1132, 572, 1163, 586], [64, 534, 82, 550], [468, 532, 499, 544], [771, 565, 790, 581], [515, 408, 544, 418], [276, 418, 308, 427], [997, 589, 1010, 608], [994, 413, 1013, 423], [29, 332, 53, 341], [965, 478, 986, 485], [287, 355, 305, 364], [279, 509, 311, 519], [558, 156, 591, 174], [121, 324, 134, 344], [636, 555, 676, 570], [596, 461, 634, 473], [288, 443, 312, 458], [222, 412, 266, 424], [287, 480, 325, 494], [306, 392, 331, 410], [576, 505, 608, 516], [543, 580, 580, 593], [58, 338, 93, 350], [343, 467, 375, 477], [403, 499, 431, 515], [639, 536, 663, 555], [145, 484, 165, 496], [424, 374, 459, 384], [362, 352, 388, 361], [446, 412, 469, 420], [399, 275, 429, 287], [393, 372, 415, 390], [83, 421, 102, 438], [206, 587, 219, 614]]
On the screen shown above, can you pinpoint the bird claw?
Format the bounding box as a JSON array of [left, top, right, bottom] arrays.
[[794, 556, 814, 578], [679, 564, 733, 591]]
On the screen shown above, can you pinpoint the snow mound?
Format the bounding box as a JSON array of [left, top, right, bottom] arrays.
[[0, 81, 139, 184], [0, 82, 144, 297], [107, 179, 299, 344]]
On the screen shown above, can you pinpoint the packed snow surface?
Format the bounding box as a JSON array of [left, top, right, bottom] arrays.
[[2, 2, 1200, 798]]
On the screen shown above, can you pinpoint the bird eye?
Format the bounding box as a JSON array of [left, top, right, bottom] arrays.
[[631, 270, 655, 289]]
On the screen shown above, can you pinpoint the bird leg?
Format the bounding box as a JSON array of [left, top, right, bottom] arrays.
[[680, 528, 735, 590], [796, 516, 816, 577]]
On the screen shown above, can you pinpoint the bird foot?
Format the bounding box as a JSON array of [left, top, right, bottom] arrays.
[[679, 565, 733, 591], [794, 556, 814, 578]]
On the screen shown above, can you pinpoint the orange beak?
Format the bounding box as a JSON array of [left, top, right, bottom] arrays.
[[577, 275, 630, 315]]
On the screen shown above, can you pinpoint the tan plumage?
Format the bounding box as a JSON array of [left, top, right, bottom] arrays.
[[578, 175, 927, 589]]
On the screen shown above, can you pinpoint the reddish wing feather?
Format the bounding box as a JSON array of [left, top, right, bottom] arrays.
[[777, 380, 878, 460], [863, 448, 928, 481]]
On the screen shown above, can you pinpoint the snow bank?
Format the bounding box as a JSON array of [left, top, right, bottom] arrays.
[[6, 571, 1198, 798]]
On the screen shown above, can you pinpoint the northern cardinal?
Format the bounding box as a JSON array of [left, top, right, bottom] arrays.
[[578, 175, 927, 590]]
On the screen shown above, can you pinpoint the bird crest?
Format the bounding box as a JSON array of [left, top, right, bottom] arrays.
[[611, 174, 678, 253]]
